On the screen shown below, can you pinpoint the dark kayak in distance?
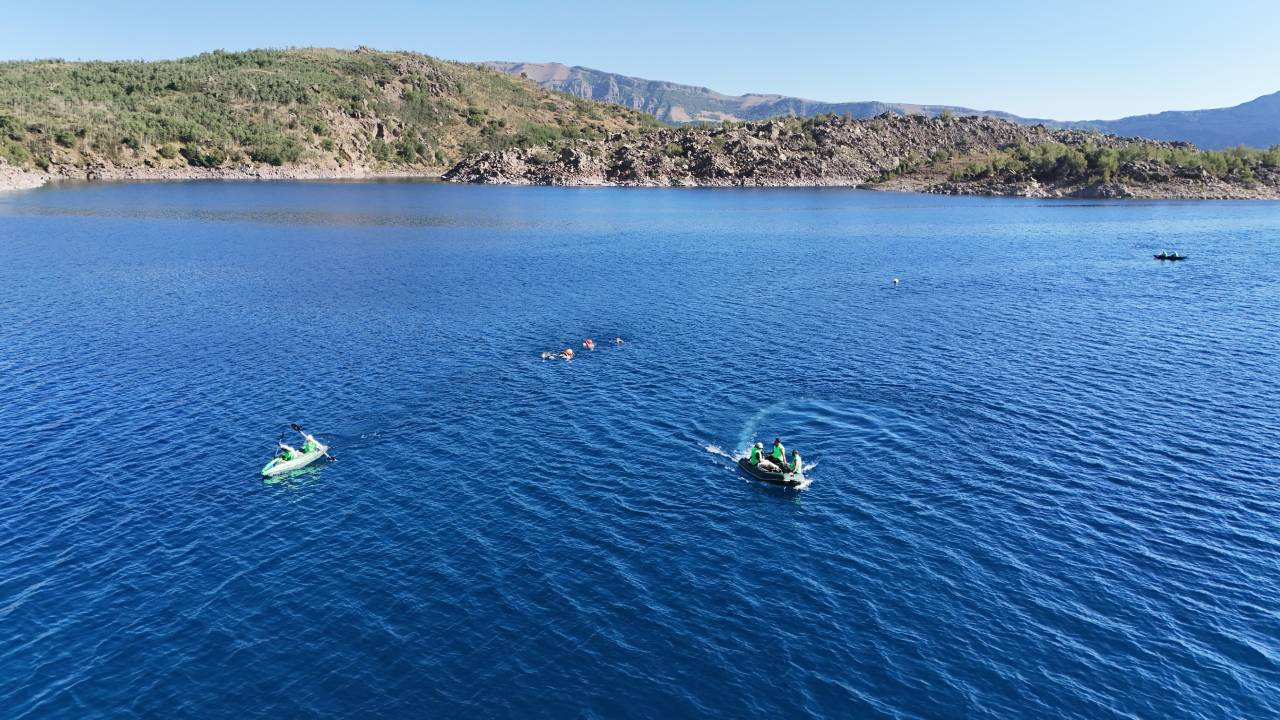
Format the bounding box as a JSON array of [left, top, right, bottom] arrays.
[[737, 457, 805, 487], [1154, 253, 1188, 260]]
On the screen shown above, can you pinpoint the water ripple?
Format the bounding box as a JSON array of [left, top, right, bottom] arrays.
[[1, 184, 1278, 718]]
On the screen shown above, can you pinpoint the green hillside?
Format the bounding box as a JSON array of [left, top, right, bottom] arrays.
[[0, 48, 661, 173]]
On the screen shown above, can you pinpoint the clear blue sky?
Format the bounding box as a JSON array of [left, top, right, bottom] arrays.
[[2, 0, 1277, 120]]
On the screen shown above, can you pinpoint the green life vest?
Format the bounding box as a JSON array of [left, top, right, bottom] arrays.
[[770, 444, 785, 461], [281, 448, 296, 461], [303, 439, 316, 453], [749, 447, 762, 465]]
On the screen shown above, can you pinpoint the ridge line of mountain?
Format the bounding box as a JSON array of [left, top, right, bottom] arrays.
[[482, 61, 1280, 150], [1, 48, 1276, 199]]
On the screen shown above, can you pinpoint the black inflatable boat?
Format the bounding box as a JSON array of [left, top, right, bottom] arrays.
[[1154, 253, 1187, 261], [737, 457, 804, 487]]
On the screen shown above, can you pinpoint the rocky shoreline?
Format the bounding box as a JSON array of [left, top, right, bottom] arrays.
[[0, 162, 442, 193], [0, 164, 51, 192], [921, 177, 1280, 200], [873, 170, 1280, 200], [443, 114, 1280, 200], [6, 161, 1269, 200], [6, 113, 1278, 200]]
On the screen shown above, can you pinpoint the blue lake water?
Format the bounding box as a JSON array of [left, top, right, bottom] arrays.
[[1, 181, 1278, 718]]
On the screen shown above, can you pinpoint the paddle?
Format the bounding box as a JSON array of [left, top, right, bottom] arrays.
[[265, 432, 294, 466], [290, 423, 336, 461]]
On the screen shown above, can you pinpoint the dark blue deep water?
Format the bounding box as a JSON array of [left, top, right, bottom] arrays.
[[2, 182, 1278, 719]]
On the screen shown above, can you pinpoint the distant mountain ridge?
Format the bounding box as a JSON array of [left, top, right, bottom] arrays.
[[482, 61, 1036, 125], [1059, 92, 1280, 151], [483, 61, 1280, 150]]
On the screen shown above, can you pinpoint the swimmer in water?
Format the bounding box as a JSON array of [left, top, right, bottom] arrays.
[[583, 338, 595, 351], [614, 337, 624, 345], [562, 348, 575, 360]]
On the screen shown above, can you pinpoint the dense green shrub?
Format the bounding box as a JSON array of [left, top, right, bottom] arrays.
[[180, 145, 226, 167], [157, 143, 179, 159], [369, 138, 392, 162], [1, 139, 31, 165], [950, 138, 1274, 186], [246, 135, 301, 165], [515, 122, 562, 148], [396, 136, 427, 163], [0, 114, 22, 140]]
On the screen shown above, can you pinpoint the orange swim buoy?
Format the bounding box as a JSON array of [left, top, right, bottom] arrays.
[[583, 338, 595, 350], [563, 348, 575, 359]]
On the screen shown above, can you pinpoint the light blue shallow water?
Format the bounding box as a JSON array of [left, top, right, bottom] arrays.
[[1, 181, 1278, 718]]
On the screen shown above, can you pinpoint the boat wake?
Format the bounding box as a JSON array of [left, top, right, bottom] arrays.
[[703, 443, 739, 460], [735, 401, 788, 451]]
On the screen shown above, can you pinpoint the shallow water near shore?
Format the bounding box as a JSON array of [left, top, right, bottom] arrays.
[[2, 181, 1278, 719]]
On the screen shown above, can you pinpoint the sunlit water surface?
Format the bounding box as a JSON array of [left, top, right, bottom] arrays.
[[1, 181, 1278, 718]]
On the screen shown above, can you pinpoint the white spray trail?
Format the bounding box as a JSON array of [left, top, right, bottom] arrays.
[[736, 401, 789, 456], [703, 444, 735, 459]]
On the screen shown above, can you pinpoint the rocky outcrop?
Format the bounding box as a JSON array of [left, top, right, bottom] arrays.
[[447, 114, 1056, 186], [442, 114, 1280, 198], [445, 114, 1280, 199]]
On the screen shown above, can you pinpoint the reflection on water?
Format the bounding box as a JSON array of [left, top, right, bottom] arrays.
[[262, 461, 332, 489]]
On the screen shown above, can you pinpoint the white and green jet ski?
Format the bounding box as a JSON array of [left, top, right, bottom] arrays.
[[261, 424, 331, 477]]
